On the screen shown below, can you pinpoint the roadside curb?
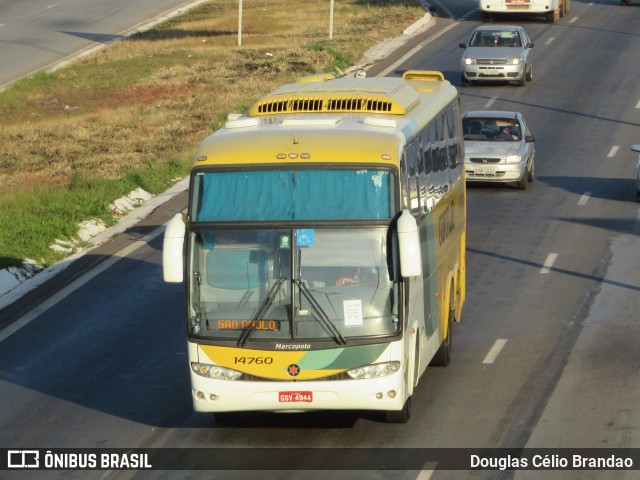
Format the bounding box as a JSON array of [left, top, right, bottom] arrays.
[[0, 178, 189, 312]]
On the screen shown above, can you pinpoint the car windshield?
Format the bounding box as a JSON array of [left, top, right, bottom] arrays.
[[469, 30, 522, 48], [463, 118, 522, 142]]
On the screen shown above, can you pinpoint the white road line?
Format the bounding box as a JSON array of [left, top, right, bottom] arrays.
[[484, 97, 497, 109], [0, 226, 166, 344], [540, 253, 558, 274], [417, 468, 435, 480], [607, 146, 620, 158], [545, 37, 556, 46], [636, 99, 640, 109], [483, 339, 508, 364], [578, 192, 591, 206], [379, 21, 460, 77], [569, 17, 578, 24]]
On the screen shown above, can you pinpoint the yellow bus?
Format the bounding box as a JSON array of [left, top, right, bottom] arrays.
[[163, 70, 466, 423]]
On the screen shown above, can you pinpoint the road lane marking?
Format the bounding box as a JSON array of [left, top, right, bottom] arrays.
[[569, 17, 578, 24], [636, 99, 640, 109], [607, 146, 619, 157], [578, 192, 591, 206], [483, 339, 508, 364], [545, 37, 555, 46], [417, 468, 435, 480], [484, 96, 497, 109], [379, 21, 460, 77], [0, 226, 166, 344], [540, 253, 558, 274]]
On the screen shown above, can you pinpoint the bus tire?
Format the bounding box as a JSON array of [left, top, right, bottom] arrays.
[[430, 288, 454, 367], [214, 411, 241, 424], [385, 396, 412, 423]]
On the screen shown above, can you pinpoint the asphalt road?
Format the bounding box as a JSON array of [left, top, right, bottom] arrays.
[[0, 0, 207, 89], [1, 1, 640, 479]]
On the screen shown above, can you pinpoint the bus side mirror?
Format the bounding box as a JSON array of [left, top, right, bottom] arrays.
[[163, 213, 186, 283], [397, 210, 422, 277]]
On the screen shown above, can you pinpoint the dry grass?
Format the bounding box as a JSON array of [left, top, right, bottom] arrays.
[[0, 0, 424, 267]]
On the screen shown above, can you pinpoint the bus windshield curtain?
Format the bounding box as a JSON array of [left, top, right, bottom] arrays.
[[194, 170, 393, 221]]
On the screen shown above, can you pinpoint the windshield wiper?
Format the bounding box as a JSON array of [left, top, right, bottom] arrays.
[[294, 279, 347, 345], [237, 276, 287, 347]]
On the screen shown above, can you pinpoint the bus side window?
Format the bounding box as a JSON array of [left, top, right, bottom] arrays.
[[420, 128, 433, 212], [405, 141, 420, 214], [446, 105, 461, 169], [400, 155, 408, 210], [400, 153, 409, 209]]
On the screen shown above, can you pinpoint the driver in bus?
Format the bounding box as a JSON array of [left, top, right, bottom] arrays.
[[336, 267, 378, 286]]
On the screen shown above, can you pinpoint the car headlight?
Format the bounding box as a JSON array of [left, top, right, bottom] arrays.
[[191, 362, 242, 380], [463, 57, 477, 65], [347, 361, 401, 379], [509, 57, 523, 65], [505, 154, 522, 164]]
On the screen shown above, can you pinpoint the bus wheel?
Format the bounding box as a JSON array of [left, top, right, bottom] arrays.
[[214, 411, 241, 424], [430, 289, 454, 367], [385, 396, 412, 423]]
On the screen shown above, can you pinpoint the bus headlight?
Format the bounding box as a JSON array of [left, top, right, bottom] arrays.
[[505, 154, 521, 164], [191, 362, 242, 380], [347, 361, 401, 379]]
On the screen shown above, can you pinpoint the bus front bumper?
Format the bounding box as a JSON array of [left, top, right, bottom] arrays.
[[190, 374, 407, 413]]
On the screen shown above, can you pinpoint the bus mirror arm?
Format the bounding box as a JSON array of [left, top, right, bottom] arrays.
[[397, 210, 422, 278], [163, 213, 186, 282]]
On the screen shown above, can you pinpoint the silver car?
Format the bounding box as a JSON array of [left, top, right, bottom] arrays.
[[463, 111, 535, 190], [459, 25, 534, 86], [632, 145, 640, 202]]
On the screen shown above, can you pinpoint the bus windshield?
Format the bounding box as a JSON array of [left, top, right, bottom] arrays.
[[187, 227, 400, 342], [191, 169, 395, 222]]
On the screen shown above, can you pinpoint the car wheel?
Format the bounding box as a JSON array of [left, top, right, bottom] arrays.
[[621, 0, 629, 5], [517, 74, 526, 87], [461, 73, 469, 87], [517, 173, 528, 190], [526, 64, 533, 82], [527, 159, 535, 182]]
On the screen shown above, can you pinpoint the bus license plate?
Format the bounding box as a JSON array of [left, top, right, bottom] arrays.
[[279, 391, 313, 403]]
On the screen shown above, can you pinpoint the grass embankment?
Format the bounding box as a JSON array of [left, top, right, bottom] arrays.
[[0, 0, 425, 271]]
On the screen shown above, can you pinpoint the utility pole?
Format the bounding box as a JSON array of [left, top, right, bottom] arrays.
[[238, 0, 243, 46], [329, 0, 334, 40]]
